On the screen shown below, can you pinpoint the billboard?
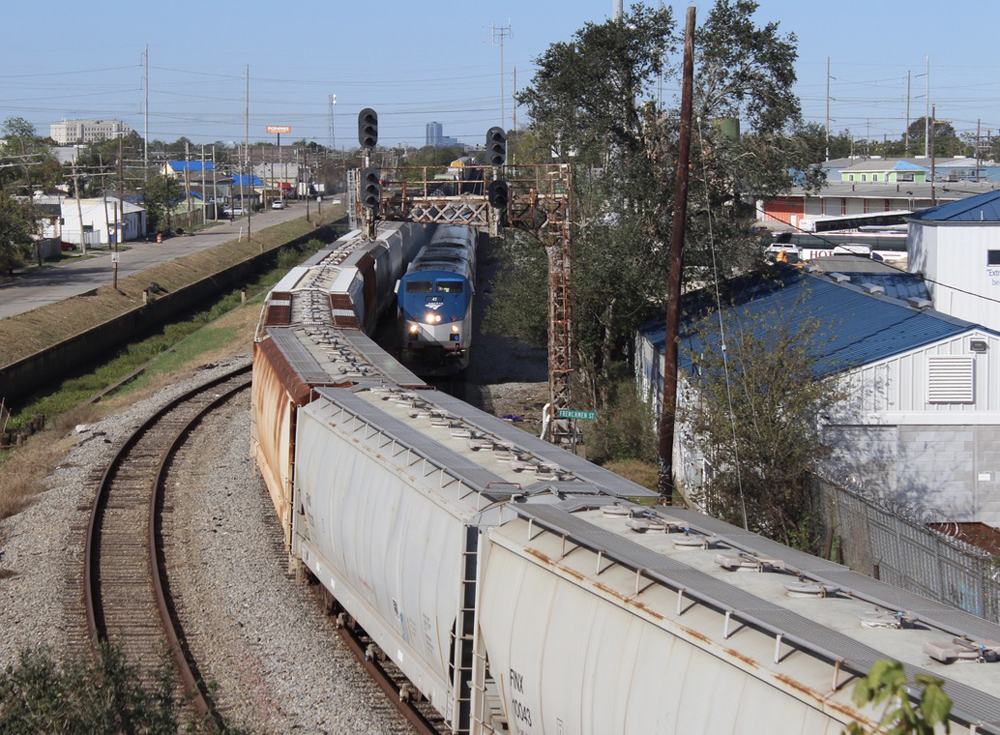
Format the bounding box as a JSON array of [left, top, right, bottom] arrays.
[[266, 125, 291, 134]]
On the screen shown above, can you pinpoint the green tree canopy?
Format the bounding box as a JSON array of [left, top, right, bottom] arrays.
[[141, 174, 183, 233], [492, 1, 815, 404], [0, 189, 40, 274]]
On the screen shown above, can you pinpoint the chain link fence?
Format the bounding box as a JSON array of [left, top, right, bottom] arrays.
[[811, 472, 1000, 623]]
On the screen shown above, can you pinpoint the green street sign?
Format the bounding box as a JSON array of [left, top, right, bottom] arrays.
[[556, 409, 597, 421]]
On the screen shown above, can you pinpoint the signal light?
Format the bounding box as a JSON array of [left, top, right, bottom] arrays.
[[360, 167, 381, 209], [486, 126, 506, 166], [358, 108, 378, 148], [488, 179, 509, 209]]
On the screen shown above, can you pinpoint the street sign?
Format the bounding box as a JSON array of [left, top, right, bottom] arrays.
[[556, 409, 596, 420], [111, 252, 120, 263], [266, 125, 291, 134]]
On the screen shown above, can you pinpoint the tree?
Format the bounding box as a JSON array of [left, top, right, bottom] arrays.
[[0, 644, 179, 734], [1, 117, 54, 193], [906, 117, 963, 157], [494, 1, 814, 409], [845, 659, 952, 734], [142, 174, 183, 233], [680, 290, 847, 548], [0, 190, 40, 275]]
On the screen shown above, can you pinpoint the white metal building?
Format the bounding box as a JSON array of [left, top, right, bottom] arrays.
[[908, 190, 1000, 333], [636, 268, 1000, 525], [40, 196, 146, 246]]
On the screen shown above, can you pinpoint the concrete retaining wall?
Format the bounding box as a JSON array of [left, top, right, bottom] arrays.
[[0, 223, 340, 405]]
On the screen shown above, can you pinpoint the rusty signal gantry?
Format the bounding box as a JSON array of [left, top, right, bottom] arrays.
[[354, 164, 575, 442]]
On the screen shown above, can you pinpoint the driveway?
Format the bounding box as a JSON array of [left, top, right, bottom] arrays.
[[0, 203, 330, 320]]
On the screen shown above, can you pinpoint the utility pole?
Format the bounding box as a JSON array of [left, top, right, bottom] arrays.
[[72, 166, 86, 256], [115, 129, 123, 289], [211, 145, 217, 220], [184, 140, 192, 223], [924, 55, 930, 158], [825, 57, 832, 161], [143, 45, 149, 182], [329, 94, 337, 151], [512, 65, 517, 134], [201, 144, 207, 224], [977, 119, 982, 182], [245, 64, 252, 241], [492, 22, 511, 130], [658, 6, 695, 501], [931, 104, 937, 205], [905, 70, 911, 156]]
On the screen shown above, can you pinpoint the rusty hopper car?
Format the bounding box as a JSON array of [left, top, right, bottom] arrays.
[[251, 223, 431, 546]]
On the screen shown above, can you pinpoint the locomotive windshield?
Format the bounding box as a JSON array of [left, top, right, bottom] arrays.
[[406, 280, 434, 293], [436, 280, 464, 293]]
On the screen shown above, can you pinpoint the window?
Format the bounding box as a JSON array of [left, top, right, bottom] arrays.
[[406, 280, 433, 293], [988, 251, 1000, 266], [927, 355, 974, 404], [437, 280, 464, 293], [899, 173, 914, 182]]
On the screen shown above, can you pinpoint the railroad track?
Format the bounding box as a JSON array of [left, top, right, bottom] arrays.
[[83, 365, 252, 724]]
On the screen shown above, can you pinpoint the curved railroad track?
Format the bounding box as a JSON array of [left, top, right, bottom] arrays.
[[83, 365, 252, 724]]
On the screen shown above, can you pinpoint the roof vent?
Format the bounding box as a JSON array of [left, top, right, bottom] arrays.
[[970, 339, 988, 353], [673, 533, 718, 550], [830, 273, 850, 284], [924, 638, 1000, 664], [784, 581, 840, 598], [862, 283, 885, 295], [803, 264, 820, 273], [859, 610, 917, 629], [907, 296, 932, 310], [602, 503, 630, 517]]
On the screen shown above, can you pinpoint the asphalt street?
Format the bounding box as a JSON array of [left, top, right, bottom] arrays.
[[0, 203, 323, 320]]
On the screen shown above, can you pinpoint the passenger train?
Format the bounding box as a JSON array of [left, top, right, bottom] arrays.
[[252, 222, 1000, 735], [397, 224, 478, 375]]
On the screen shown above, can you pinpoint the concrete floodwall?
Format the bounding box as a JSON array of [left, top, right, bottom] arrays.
[[0, 223, 340, 406]]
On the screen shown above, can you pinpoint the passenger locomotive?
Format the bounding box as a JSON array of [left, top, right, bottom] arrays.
[[397, 224, 477, 375], [252, 222, 1000, 735]]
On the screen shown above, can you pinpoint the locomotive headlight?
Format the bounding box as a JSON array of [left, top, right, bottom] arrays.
[[424, 314, 435, 324], [451, 325, 460, 333], [435, 314, 442, 323], [409, 324, 419, 333]]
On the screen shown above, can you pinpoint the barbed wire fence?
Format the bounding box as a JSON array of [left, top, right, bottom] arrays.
[[810, 470, 1000, 623]]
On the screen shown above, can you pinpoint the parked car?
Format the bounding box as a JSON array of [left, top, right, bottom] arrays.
[[271, 199, 286, 210], [222, 207, 246, 217]]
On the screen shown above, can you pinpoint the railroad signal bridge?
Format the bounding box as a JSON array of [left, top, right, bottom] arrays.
[[351, 162, 575, 443]]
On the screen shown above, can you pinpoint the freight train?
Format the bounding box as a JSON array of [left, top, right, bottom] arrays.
[[397, 224, 478, 375], [252, 223, 1000, 735]]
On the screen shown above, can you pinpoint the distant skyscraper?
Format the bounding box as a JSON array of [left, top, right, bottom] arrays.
[[426, 121, 443, 147]]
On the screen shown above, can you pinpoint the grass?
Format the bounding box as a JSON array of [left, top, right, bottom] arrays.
[[0, 236, 328, 522]]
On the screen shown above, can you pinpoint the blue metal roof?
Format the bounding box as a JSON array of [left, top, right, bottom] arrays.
[[231, 174, 263, 187], [907, 189, 1000, 222], [168, 160, 214, 173], [893, 160, 927, 171], [639, 269, 980, 379]]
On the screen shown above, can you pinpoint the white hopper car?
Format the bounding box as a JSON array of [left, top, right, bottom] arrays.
[[253, 224, 1000, 735]]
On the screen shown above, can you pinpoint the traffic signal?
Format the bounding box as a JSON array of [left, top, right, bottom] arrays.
[[487, 179, 509, 209], [360, 167, 381, 209], [486, 126, 506, 166], [358, 108, 378, 148]]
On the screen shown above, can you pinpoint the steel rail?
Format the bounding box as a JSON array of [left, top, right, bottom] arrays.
[[83, 363, 252, 724]]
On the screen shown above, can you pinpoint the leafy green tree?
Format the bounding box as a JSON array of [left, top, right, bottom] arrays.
[[1, 117, 55, 193], [142, 174, 183, 233], [906, 117, 964, 157], [0, 189, 40, 274], [680, 293, 847, 547], [494, 1, 813, 408], [845, 659, 952, 734]]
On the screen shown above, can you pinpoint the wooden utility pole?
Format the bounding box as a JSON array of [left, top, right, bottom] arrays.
[[658, 6, 695, 501], [245, 64, 252, 242], [72, 166, 87, 256], [115, 130, 123, 289], [905, 70, 911, 156]]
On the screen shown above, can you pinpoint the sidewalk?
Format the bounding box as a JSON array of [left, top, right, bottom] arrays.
[[0, 205, 318, 320]]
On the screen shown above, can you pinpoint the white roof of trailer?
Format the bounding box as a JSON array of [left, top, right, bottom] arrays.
[[505, 501, 1000, 731], [308, 387, 656, 509]]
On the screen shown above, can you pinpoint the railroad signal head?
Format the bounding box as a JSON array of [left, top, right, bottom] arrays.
[[488, 179, 509, 209], [358, 108, 378, 148], [360, 167, 381, 209], [486, 126, 506, 166]]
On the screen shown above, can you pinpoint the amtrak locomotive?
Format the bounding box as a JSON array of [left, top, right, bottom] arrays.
[[397, 224, 477, 374]]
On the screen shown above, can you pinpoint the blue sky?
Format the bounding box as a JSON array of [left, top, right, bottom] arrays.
[[3, 1, 998, 149]]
